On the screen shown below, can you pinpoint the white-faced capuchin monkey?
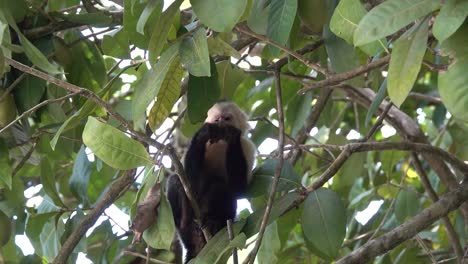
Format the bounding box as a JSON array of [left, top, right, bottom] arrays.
[[167, 100, 256, 263]]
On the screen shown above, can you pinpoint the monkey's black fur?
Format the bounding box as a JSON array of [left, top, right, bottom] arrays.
[[167, 123, 249, 262]]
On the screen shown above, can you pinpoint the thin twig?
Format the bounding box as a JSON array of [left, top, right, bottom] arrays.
[[0, 92, 80, 134], [227, 219, 238, 264], [244, 68, 286, 264], [235, 25, 328, 76], [361, 102, 393, 141], [122, 250, 173, 264]]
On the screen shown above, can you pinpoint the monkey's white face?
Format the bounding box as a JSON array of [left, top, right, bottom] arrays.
[[205, 101, 249, 133]]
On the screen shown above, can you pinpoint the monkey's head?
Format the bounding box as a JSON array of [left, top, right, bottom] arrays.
[[205, 101, 250, 134]]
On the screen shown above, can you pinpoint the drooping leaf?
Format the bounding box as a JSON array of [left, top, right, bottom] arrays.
[[433, 0, 468, 42], [133, 42, 180, 131], [365, 78, 387, 126], [191, 0, 247, 32], [0, 209, 11, 247], [40, 159, 66, 208], [136, 0, 163, 35], [395, 189, 420, 223], [148, 0, 183, 61], [0, 9, 61, 74], [267, 0, 297, 55], [353, 0, 440, 46], [302, 188, 346, 260], [216, 61, 245, 99], [180, 28, 210, 77], [387, 19, 428, 107], [187, 59, 220, 123], [69, 145, 92, 205], [82, 117, 153, 170], [330, 0, 386, 56], [148, 57, 183, 131], [258, 221, 281, 264], [0, 140, 12, 190], [102, 28, 131, 58], [247, 0, 270, 34], [248, 159, 302, 197], [207, 37, 241, 59], [142, 190, 175, 250], [438, 23, 468, 122]]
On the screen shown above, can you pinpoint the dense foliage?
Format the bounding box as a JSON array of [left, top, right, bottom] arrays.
[[0, 0, 467, 263]]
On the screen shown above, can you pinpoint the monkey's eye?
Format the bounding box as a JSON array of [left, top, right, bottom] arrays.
[[225, 116, 231, 121]]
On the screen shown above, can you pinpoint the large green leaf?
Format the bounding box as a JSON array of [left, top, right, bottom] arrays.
[[133, 42, 180, 131], [395, 189, 420, 223], [267, 0, 297, 54], [433, 0, 468, 42], [302, 188, 346, 260], [388, 20, 428, 107], [258, 221, 281, 264], [187, 59, 220, 123], [180, 28, 210, 77], [248, 159, 302, 197], [438, 23, 468, 122], [353, 0, 440, 46], [148, 0, 183, 61], [247, 0, 270, 34], [330, 0, 386, 56], [0, 209, 11, 247], [148, 56, 183, 131], [191, 0, 247, 32], [82, 117, 153, 170]]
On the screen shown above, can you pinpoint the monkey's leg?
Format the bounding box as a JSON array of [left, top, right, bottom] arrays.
[[167, 175, 205, 263]]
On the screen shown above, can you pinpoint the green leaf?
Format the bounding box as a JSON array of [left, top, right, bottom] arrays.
[[40, 221, 62, 262], [394, 189, 420, 223], [143, 191, 176, 250], [207, 37, 241, 59], [302, 188, 346, 260], [267, 0, 297, 54], [0, 209, 11, 247], [191, 0, 247, 32], [136, 0, 163, 35], [353, 0, 440, 46], [69, 145, 92, 205], [438, 23, 468, 122], [388, 19, 428, 107], [82, 117, 153, 170], [190, 220, 246, 264], [243, 192, 301, 237], [187, 59, 220, 123], [148, 57, 183, 131], [216, 61, 245, 99], [0, 140, 12, 189], [248, 159, 302, 197], [365, 78, 387, 126], [247, 0, 270, 34], [0, 9, 61, 74], [102, 28, 131, 58], [330, 0, 386, 56], [133, 42, 180, 131], [433, 0, 468, 42], [258, 221, 280, 264], [40, 159, 66, 208], [148, 0, 183, 61], [180, 28, 210, 77]]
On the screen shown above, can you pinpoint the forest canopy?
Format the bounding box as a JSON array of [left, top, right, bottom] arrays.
[[0, 0, 467, 263]]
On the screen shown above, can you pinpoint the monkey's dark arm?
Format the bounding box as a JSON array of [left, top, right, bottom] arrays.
[[224, 126, 249, 198]]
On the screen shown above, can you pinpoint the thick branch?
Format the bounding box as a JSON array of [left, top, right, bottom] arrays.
[[53, 170, 135, 264], [336, 180, 468, 264]]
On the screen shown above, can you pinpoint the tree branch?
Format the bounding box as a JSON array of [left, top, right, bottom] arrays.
[[53, 170, 135, 263], [244, 68, 286, 264], [298, 56, 390, 94], [336, 180, 468, 264]]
